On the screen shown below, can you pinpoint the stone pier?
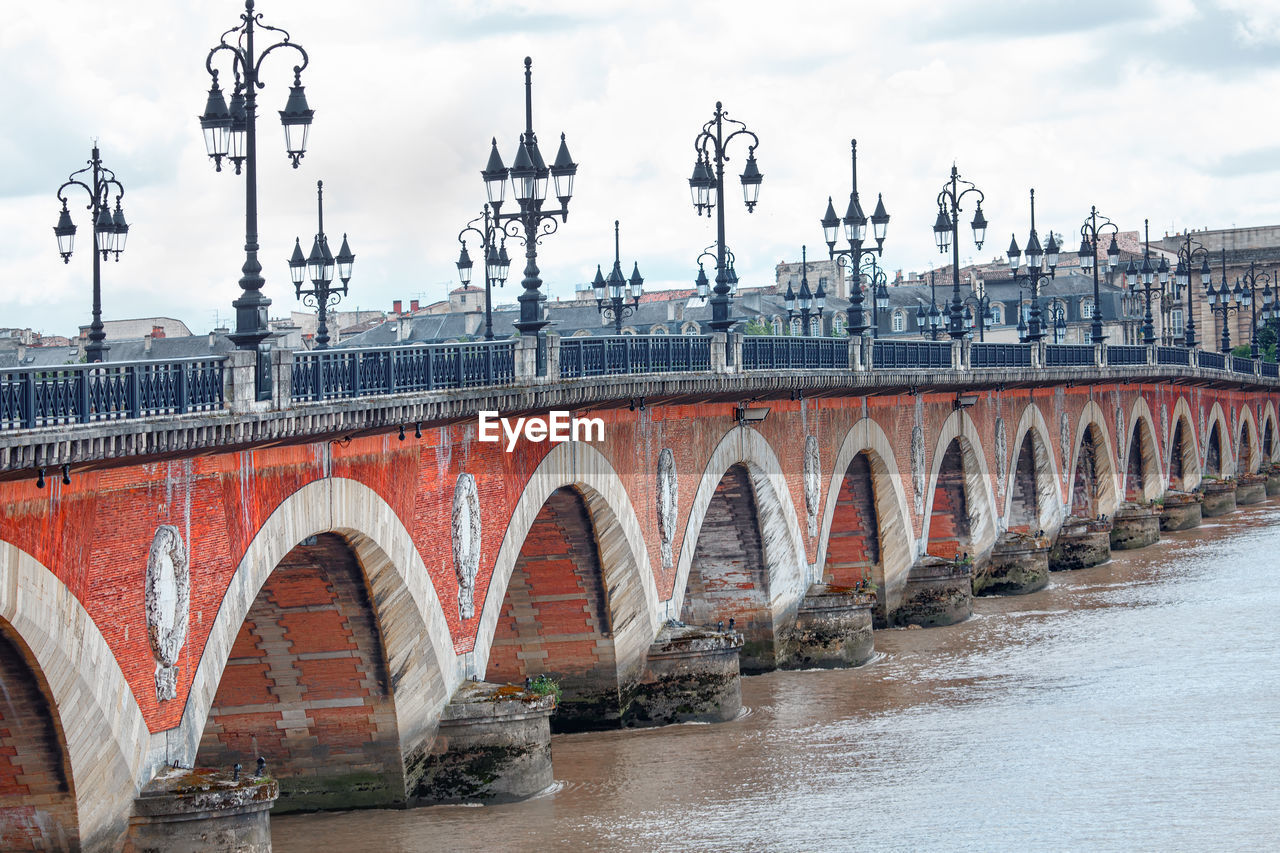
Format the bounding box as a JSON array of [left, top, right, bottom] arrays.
[[977, 532, 1050, 596], [777, 584, 875, 668], [1160, 491, 1203, 531], [624, 624, 743, 728], [894, 556, 973, 627], [1263, 465, 1280, 496], [1236, 473, 1267, 505], [126, 767, 278, 853], [1110, 503, 1161, 550], [1049, 517, 1112, 570], [413, 680, 556, 806], [1200, 479, 1238, 517]]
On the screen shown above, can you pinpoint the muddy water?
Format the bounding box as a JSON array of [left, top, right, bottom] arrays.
[[273, 502, 1280, 852]]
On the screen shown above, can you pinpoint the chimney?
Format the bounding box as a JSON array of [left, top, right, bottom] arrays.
[[393, 299, 402, 315], [209, 331, 216, 348], [144, 333, 153, 354], [410, 299, 420, 313], [151, 324, 166, 339]]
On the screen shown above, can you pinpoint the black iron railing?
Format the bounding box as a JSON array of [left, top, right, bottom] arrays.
[[1044, 344, 1094, 367], [741, 336, 849, 371], [970, 343, 1032, 368], [1262, 361, 1279, 378], [873, 339, 952, 370], [559, 335, 712, 378], [0, 357, 226, 431], [1232, 355, 1256, 375], [291, 340, 516, 402], [1198, 350, 1227, 371], [1107, 345, 1147, 366], [1157, 346, 1191, 366]]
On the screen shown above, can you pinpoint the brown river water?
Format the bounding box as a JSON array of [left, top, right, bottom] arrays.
[[273, 501, 1280, 852]]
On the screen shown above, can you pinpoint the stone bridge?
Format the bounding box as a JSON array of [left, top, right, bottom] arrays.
[[1, 334, 1278, 849]]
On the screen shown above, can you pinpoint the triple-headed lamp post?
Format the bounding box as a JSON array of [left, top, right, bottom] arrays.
[[1006, 190, 1058, 343], [688, 102, 762, 333], [199, 0, 314, 396], [1172, 232, 1213, 349], [820, 139, 888, 336], [480, 57, 577, 347], [783, 246, 825, 336], [53, 144, 129, 363], [1076, 207, 1122, 344], [288, 181, 352, 350], [455, 205, 512, 341], [932, 165, 988, 339], [1122, 219, 1171, 346], [593, 221, 644, 334]]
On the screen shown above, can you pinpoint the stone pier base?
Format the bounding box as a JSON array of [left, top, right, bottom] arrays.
[[1160, 491, 1203, 531], [1201, 480, 1238, 517], [1049, 517, 1112, 571], [1263, 467, 1280, 496], [126, 767, 278, 853], [977, 533, 1050, 596], [624, 625, 743, 728], [1110, 504, 1161, 550], [777, 584, 875, 669], [1236, 474, 1267, 505], [413, 680, 555, 806], [893, 557, 973, 627]]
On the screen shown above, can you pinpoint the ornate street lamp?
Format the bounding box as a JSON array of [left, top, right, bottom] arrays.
[[289, 181, 352, 350], [1076, 206, 1122, 344], [860, 253, 889, 337], [1123, 219, 1171, 346], [1205, 250, 1247, 354], [1171, 232, 1213, 348], [456, 204, 512, 341], [962, 278, 995, 342], [783, 246, 825, 337], [1233, 260, 1271, 358], [54, 143, 128, 363], [1047, 301, 1067, 344], [480, 58, 577, 352], [932, 164, 988, 339], [689, 101, 762, 332], [821, 139, 888, 336], [593, 220, 643, 334], [200, 0, 314, 398], [1006, 189, 1058, 343]]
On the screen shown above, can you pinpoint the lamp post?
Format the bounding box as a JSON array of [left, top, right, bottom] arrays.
[[53, 144, 129, 363], [783, 246, 825, 337], [1206, 250, 1247, 354], [1243, 262, 1276, 358], [1006, 190, 1058, 343], [1075, 206, 1122, 344], [962, 278, 995, 341], [1047, 301, 1067, 343], [821, 139, 888, 336], [287, 181, 352, 350], [1171, 232, 1212, 348], [199, 0, 314, 398], [688, 102, 762, 333], [480, 58, 577, 348], [861, 253, 888, 337], [1123, 219, 1170, 346], [592, 220, 644, 335], [932, 165, 988, 339], [455, 204, 512, 341]]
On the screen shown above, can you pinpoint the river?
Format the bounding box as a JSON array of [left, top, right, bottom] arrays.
[[273, 500, 1280, 852]]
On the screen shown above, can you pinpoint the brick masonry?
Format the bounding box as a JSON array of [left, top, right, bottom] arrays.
[[927, 443, 972, 560], [1008, 438, 1039, 532], [0, 380, 1278, 833], [823, 453, 881, 587]]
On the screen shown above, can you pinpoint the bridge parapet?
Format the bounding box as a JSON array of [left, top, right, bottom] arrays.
[[2, 335, 1278, 478]]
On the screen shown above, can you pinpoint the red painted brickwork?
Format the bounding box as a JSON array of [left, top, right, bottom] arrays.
[[1206, 424, 1223, 477], [0, 629, 78, 851], [1008, 437, 1039, 532], [195, 534, 402, 809], [1073, 429, 1100, 517], [681, 465, 774, 669], [1265, 421, 1274, 458], [1, 381, 1279, 743], [1171, 420, 1188, 487], [1126, 428, 1146, 501], [927, 442, 971, 560], [824, 453, 880, 586], [485, 488, 616, 700]]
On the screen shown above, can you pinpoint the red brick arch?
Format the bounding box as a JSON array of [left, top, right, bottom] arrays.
[[1068, 401, 1120, 518], [922, 411, 998, 561], [1123, 398, 1163, 503], [1168, 397, 1202, 491], [1004, 402, 1065, 536]]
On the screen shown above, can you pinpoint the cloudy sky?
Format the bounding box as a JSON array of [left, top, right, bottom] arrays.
[[4, 0, 1280, 337]]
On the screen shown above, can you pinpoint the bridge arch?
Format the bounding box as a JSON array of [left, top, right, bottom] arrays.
[[814, 417, 914, 617], [475, 441, 660, 725], [1067, 400, 1120, 518], [1003, 401, 1065, 536], [1123, 397, 1164, 503], [1168, 397, 1202, 491], [1260, 401, 1279, 463], [0, 541, 149, 851], [181, 477, 455, 809], [1237, 403, 1261, 474], [922, 410, 999, 560], [670, 425, 808, 671], [1204, 402, 1234, 478]]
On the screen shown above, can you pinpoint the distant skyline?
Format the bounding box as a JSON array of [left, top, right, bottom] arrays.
[[5, 0, 1280, 336]]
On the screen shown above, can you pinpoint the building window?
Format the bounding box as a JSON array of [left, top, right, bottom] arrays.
[[1081, 298, 1095, 319], [682, 321, 700, 335], [649, 324, 669, 335], [1170, 308, 1185, 336], [809, 316, 821, 337], [891, 309, 906, 333], [991, 303, 1004, 325], [832, 314, 847, 336], [771, 315, 782, 335], [790, 317, 802, 336]]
